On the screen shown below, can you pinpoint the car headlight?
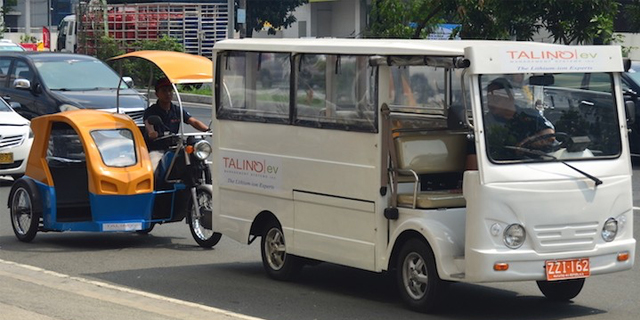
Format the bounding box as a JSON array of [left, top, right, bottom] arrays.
[[503, 224, 526, 249], [193, 140, 212, 160], [602, 218, 618, 242], [59, 104, 80, 112]]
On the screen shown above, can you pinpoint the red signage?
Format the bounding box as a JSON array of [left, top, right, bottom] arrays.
[[42, 26, 50, 49]]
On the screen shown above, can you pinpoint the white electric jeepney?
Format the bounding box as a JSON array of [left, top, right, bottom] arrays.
[[210, 39, 635, 312]]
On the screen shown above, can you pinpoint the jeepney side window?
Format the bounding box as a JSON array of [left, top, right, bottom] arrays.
[[294, 54, 377, 132], [90, 129, 137, 167], [217, 51, 290, 124]]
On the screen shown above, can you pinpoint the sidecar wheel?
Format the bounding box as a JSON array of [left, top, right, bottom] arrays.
[[9, 180, 41, 242], [187, 186, 221, 248]]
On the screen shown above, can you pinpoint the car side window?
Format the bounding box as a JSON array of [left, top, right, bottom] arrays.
[[0, 57, 12, 88], [10, 60, 33, 87]]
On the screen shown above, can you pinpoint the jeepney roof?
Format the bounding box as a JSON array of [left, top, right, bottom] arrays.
[[214, 39, 624, 73], [109, 50, 213, 84], [213, 38, 582, 56]]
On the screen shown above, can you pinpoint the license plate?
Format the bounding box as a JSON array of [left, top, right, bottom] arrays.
[[545, 258, 590, 281], [102, 222, 142, 231], [0, 152, 13, 164]]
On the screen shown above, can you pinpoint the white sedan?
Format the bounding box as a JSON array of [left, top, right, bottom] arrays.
[[0, 100, 33, 180]]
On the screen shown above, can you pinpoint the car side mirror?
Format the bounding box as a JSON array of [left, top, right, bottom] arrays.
[[13, 79, 31, 90], [626, 100, 636, 125], [9, 101, 21, 109], [147, 115, 163, 126], [122, 76, 134, 87]]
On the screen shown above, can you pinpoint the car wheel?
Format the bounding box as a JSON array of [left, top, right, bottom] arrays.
[[536, 278, 585, 301], [260, 222, 302, 281], [9, 180, 40, 242], [396, 238, 448, 313]]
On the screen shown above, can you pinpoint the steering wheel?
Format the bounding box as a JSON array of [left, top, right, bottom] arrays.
[[520, 132, 569, 151]]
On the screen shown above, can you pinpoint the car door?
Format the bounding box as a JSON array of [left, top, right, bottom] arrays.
[[5, 58, 44, 119]]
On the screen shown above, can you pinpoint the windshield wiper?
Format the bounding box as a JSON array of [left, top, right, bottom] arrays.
[[504, 146, 603, 186]]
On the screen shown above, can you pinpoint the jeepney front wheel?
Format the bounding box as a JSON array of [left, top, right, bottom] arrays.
[[536, 278, 585, 301], [260, 222, 303, 281], [9, 180, 41, 242], [396, 238, 448, 313], [187, 186, 222, 248]]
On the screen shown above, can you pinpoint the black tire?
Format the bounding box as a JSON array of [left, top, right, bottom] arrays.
[[260, 222, 303, 281], [9, 179, 41, 242], [536, 278, 585, 301], [187, 186, 221, 248], [396, 238, 448, 313]]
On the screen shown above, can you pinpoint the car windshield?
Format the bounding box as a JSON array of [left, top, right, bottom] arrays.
[[90, 129, 137, 167], [34, 59, 129, 91], [0, 45, 25, 51], [480, 72, 621, 163], [0, 99, 11, 111]]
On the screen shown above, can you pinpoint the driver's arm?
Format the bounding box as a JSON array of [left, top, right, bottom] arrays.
[[187, 117, 210, 132], [518, 127, 555, 148], [144, 119, 159, 139]]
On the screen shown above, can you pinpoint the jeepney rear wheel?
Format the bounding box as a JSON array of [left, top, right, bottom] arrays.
[[396, 238, 448, 313], [536, 278, 585, 301], [260, 222, 303, 281], [9, 181, 40, 242]]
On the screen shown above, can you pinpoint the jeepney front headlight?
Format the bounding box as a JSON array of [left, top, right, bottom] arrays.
[[503, 224, 526, 249], [601, 218, 618, 242], [193, 140, 212, 160]]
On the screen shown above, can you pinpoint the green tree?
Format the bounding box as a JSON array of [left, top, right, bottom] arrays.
[[541, 0, 619, 44], [236, 0, 308, 37], [366, 0, 618, 44], [368, 0, 446, 38]]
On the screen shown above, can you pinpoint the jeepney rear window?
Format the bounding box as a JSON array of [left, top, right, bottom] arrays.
[[480, 73, 622, 163], [90, 129, 137, 167]]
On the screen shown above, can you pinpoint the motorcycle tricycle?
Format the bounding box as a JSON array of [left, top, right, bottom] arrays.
[[7, 50, 220, 247]]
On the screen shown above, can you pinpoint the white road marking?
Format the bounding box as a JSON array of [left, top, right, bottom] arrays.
[[0, 259, 264, 320]]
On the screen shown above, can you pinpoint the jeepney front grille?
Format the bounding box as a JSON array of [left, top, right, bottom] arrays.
[[533, 222, 598, 253], [0, 134, 25, 149], [124, 110, 145, 126]]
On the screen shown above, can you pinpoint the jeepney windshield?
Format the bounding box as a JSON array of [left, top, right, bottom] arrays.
[[90, 129, 137, 167], [480, 73, 622, 163]]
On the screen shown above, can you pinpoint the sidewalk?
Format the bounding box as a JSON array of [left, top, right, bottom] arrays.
[[0, 259, 262, 320]]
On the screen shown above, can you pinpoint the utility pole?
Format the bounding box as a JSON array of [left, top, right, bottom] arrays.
[[227, 0, 234, 39], [238, 0, 246, 38]]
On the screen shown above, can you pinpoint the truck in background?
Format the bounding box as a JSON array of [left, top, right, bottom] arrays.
[[56, 2, 229, 59]]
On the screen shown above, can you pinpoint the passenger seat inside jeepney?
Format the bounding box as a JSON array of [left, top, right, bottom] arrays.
[[390, 105, 470, 209]]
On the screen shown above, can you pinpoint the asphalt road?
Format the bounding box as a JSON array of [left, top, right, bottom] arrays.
[[1, 104, 640, 319]]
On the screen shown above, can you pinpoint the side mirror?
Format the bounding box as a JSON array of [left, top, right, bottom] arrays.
[[626, 100, 636, 125], [13, 79, 31, 90], [9, 101, 21, 109], [122, 76, 134, 87]]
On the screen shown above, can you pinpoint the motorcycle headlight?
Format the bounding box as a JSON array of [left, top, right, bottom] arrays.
[[59, 104, 80, 112], [193, 140, 212, 160], [503, 224, 526, 249], [601, 218, 618, 242]]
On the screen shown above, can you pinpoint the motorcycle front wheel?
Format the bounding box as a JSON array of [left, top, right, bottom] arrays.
[[187, 185, 222, 248]]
